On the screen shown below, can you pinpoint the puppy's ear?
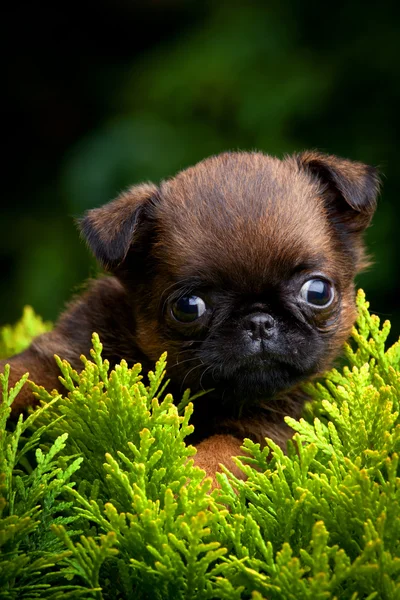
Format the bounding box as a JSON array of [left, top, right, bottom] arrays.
[[295, 151, 380, 233], [79, 183, 158, 270]]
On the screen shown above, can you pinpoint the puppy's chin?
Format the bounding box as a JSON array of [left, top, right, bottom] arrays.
[[212, 358, 309, 404]]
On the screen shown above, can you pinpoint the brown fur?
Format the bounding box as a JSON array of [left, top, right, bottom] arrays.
[[0, 151, 379, 482]]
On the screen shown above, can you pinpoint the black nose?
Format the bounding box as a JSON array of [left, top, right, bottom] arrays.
[[244, 313, 276, 341]]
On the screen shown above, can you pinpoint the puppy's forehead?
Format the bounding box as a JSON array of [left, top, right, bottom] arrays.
[[155, 152, 332, 288]]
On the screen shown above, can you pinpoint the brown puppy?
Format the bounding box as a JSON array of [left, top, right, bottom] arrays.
[[0, 151, 379, 480]]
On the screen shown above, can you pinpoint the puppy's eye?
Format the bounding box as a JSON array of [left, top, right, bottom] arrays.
[[171, 295, 207, 323], [300, 279, 334, 307]]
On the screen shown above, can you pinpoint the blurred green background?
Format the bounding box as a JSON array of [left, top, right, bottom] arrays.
[[2, 0, 399, 341]]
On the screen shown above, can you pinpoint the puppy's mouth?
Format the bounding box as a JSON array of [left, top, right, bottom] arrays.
[[223, 341, 305, 373], [242, 348, 308, 376]]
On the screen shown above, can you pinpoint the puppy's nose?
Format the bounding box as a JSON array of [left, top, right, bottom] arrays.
[[244, 313, 275, 341]]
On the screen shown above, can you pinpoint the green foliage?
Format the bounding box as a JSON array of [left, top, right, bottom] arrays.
[[0, 307, 52, 360], [0, 366, 89, 598], [0, 289, 399, 598]]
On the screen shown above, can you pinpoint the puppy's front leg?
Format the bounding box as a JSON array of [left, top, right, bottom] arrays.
[[0, 330, 76, 416], [0, 349, 63, 416], [194, 434, 246, 486]]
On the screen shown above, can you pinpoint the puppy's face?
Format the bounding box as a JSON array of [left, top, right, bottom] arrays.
[[81, 152, 379, 407]]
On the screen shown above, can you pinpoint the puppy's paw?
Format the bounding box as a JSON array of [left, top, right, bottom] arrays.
[[193, 434, 246, 488]]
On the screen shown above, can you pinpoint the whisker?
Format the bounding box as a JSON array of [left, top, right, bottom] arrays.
[[168, 356, 202, 370], [174, 348, 201, 362], [221, 387, 228, 404], [180, 361, 205, 391], [199, 365, 213, 391]]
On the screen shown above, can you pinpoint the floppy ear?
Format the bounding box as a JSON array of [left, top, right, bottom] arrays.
[[79, 183, 158, 270], [295, 151, 380, 233]]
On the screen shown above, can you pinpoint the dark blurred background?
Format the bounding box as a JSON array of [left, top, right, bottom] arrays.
[[2, 0, 399, 340]]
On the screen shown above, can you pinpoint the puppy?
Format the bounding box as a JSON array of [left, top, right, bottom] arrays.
[[0, 151, 379, 480]]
